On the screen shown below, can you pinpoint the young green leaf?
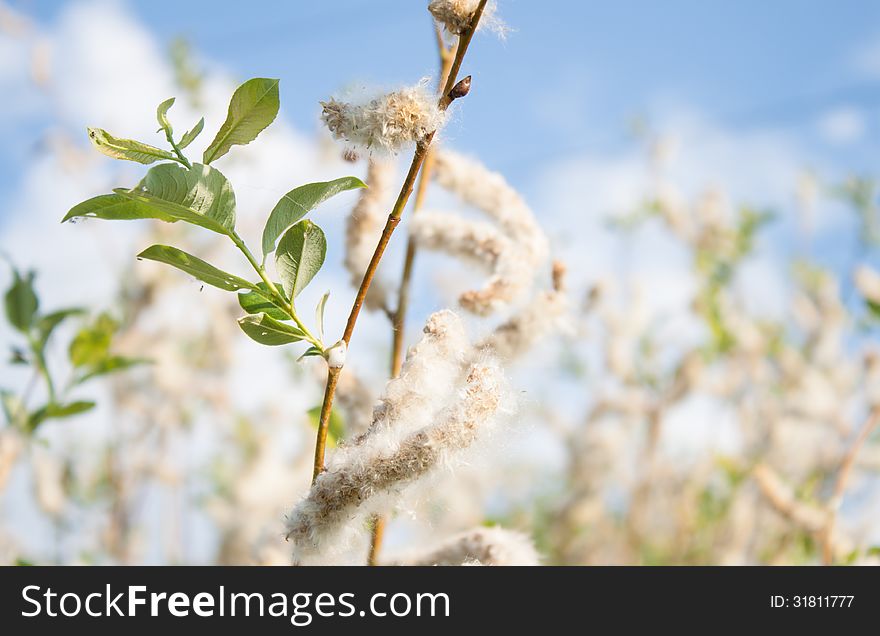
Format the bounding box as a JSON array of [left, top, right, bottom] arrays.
[[178, 117, 205, 149], [275, 220, 327, 299], [137, 245, 257, 292], [75, 356, 150, 385], [87, 128, 176, 164], [0, 390, 26, 428], [64, 164, 236, 236], [4, 269, 38, 332], [69, 313, 117, 368], [36, 308, 85, 350], [156, 97, 176, 134], [203, 78, 280, 164], [315, 291, 330, 342], [28, 401, 96, 430], [297, 345, 324, 361], [238, 282, 289, 320], [260, 177, 366, 258], [237, 312, 305, 346]]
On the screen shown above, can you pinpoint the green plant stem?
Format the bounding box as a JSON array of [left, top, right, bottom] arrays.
[[230, 231, 324, 351], [28, 338, 56, 403], [162, 127, 193, 169], [311, 0, 489, 486]]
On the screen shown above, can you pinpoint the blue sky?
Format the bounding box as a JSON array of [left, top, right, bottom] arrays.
[[2, 0, 878, 333], [12, 0, 880, 184]]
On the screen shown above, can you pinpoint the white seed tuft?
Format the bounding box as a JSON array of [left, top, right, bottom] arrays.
[[428, 0, 505, 37], [412, 148, 548, 314], [321, 81, 446, 154], [365, 309, 471, 441], [391, 526, 541, 565], [479, 263, 570, 361], [286, 356, 505, 564], [411, 212, 528, 315]]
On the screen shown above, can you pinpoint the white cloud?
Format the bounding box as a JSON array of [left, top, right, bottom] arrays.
[[529, 110, 808, 349], [817, 106, 867, 145], [851, 36, 880, 79]]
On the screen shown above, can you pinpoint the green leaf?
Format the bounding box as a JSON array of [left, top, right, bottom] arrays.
[[4, 269, 38, 332], [237, 312, 305, 346], [156, 97, 175, 134], [238, 282, 289, 320], [137, 245, 256, 292], [203, 78, 279, 164], [134, 162, 236, 232], [75, 355, 150, 385], [178, 117, 205, 149], [87, 127, 176, 164], [64, 163, 236, 236], [1, 390, 26, 428], [297, 345, 324, 361], [261, 177, 366, 258], [29, 401, 96, 430], [275, 220, 326, 299], [36, 308, 85, 348], [69, 313, 117, 368], [63, 193, 175, 223], [315, 291, 329, 342]]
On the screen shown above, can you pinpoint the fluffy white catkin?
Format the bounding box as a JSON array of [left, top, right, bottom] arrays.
[[364, 310, 470, 442], [286, 361, 505, 564], [410, 212, 527, 315], [414, 149, 548, 314], [345, 159, 395, 311], [432, 149, 547, 266], [321, 81, 445, 153], [390, 527, 541, 566], [478, 262, 570, 361], [427, 0, 503, 37]]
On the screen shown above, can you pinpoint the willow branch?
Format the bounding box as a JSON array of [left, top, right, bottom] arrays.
[[368, 29, 459, 567], [311, 0, 489, 485]]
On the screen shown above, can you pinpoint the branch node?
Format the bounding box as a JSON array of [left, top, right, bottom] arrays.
[[448, 75, 472, 102]]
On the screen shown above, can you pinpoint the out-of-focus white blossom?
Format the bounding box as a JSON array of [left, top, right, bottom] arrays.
[[414, 149, 548, 315], [854, 265, 880, 305], [345, 159, 396, 311], [391, 526, 540, 565]]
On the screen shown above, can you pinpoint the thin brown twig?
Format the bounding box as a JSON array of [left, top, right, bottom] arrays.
[[367, 31, 459, 568], [821, 407, 880, 564], [311, 1, 489, 486]]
